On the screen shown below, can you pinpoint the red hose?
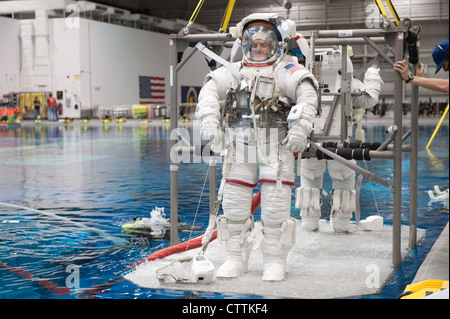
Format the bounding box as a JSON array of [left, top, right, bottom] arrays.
[[130, 190, 261, 268]]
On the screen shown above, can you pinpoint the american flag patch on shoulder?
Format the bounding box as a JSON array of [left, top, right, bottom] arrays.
[[284, 63, 303, 74]]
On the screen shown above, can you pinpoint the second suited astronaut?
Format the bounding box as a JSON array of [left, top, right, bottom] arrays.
[[297, 48, 383, 232]]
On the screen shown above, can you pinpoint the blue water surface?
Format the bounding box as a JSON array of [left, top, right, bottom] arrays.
[[0, 120, 448, 299]]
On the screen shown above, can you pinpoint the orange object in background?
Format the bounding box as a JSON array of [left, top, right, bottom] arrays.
[[0, 108, 23, 117]]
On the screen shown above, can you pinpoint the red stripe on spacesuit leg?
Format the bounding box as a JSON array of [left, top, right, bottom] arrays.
[[225, 179, 257, 188], [259, 179, 295, 187]]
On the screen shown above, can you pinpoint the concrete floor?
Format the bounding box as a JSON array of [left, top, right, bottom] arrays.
[[413, 222, 449, 284]]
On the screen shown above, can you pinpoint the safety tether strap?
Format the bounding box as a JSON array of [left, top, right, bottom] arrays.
[[195, 42, 242, 79]]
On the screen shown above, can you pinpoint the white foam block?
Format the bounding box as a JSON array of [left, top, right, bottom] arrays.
[[359, 215, 384, 231]]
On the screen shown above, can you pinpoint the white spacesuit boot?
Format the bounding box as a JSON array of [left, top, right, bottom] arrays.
[[261, 218, 296, 281], [260, 183, 295, 281], [298, 157, 326, 231], [216, 182, 254, 279], [330, 189, 356, 232], [297, 187, 322, 231], [328, 160, 356, 232], [216, 216, 254, 278], [262, 223, 285, 281]]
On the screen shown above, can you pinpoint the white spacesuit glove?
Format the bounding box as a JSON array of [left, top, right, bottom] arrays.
[[282, 118, 311, 153], [358, 66, 383, 109], [282, 102, 315, 153], [200, 122, 222, 145], [364, 66, 383, 90], [364, 65, 381, 79]]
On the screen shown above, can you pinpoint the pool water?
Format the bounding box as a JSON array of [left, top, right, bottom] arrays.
[[0, 121, 448, 299]]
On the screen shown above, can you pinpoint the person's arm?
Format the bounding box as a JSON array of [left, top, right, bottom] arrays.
[[408, 76, 449, 93], [393, 60, 449, 93]]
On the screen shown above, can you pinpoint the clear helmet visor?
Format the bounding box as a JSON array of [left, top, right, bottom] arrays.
[[241, 23, 280, 63]]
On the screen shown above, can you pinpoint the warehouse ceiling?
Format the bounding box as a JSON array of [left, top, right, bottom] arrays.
[[80, 0, 449, 32], [0, 0, 448, 34]]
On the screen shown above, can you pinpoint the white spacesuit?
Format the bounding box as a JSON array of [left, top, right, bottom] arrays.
[[297, 48, 383, 232], [196, 13, 318, 281]]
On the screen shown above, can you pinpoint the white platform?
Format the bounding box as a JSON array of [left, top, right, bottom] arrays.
[[124, 220, 426, 299]]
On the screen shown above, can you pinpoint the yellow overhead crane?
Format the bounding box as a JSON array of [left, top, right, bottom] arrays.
[[184, 0, 235, 34], [218, 0, 235, 32], [374, 0, 401, 25]]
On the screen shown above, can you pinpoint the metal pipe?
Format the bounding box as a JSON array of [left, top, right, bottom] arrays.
[[317, 28, 387, 38], [402, 129, 411, 142], [368, 150, 395, 159], [322, 95, 340, 137], [409, 61, 419, 249], [178, 32, 235, 43], [309, 30, 318, 73], [169, 37, 180, 246], [377, 130, 396, 151], [363, 36, 395, 66], [392, 32, 404, 268], [314, 37, 386, 46], [309, 140, 392, 188], [386, 145, 412, 152], [176, 47, 197, 72], [341, 45, 349, 143]]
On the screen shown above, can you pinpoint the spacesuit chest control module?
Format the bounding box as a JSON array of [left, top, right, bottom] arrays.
[[196, 13, 319, 282]]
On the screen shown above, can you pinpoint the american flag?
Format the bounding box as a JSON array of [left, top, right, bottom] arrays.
[[139, 76, 165, 104], [284, 63, 304, 74]]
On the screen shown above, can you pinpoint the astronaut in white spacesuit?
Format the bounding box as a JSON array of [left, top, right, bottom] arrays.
[[297, 48, 383, 232], [196, 13, 318, 281]]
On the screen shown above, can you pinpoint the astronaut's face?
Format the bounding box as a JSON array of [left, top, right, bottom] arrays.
[[241, 22, 279, 63], [250, 39, 271, 61]]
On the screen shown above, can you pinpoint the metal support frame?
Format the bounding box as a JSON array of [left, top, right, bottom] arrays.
[[392, 29, 404, 267], [168, 32, 236, 246], [340, 44, 350, 143], [168, 22, 420, 268], [310, 24, 419, 267], [409, 54, 419, 250], [169, 37, 180, 246]]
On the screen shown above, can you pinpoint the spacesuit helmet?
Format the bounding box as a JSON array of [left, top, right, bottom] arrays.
[[241, 21, 281, 64], [238, 14, 296, 65]]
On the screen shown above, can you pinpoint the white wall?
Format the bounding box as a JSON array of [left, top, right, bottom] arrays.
[[77, 18, 211, 110], [51, 17, 212, 117], [1, 16, 214, 118], [51, 18, 82, 118], [0, 17, 21, 94]]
